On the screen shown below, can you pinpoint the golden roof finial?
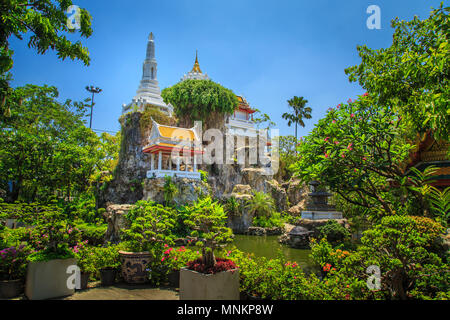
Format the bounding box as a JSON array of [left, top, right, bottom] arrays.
[[191, 50, 202, 73]]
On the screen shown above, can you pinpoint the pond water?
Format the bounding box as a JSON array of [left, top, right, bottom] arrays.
[[231, 234, 315, 271]]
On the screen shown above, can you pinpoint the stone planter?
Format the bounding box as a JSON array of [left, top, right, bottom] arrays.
[[119, 251, 151, 284], [99, 268, 116, 286], [179, 268, 240, 300], [0, 279, 23, 299], [25, 258, 76, 300]]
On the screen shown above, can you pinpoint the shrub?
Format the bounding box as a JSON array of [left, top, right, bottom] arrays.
[[92, 244, 121, 271], [184, 196, 234, 270], [186, 257, 237, 274], [245, 191, 275, 218], [252, 211, 283, 228], [0, 245, 31, 280], [122, 200, 176, 252], [163, 176, 178, 206], [72, 241, 96, 275], [74, 221, 107, 246], [316, 220, 351, 245]]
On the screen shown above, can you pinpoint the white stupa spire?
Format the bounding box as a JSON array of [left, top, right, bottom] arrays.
[[122, 32, 172, 115]]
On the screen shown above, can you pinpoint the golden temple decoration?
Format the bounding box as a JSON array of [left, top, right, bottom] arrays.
[[191, 50, 202, 73]]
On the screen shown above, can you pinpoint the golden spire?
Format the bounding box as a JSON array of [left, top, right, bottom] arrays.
[[191, 50, 202, 73]]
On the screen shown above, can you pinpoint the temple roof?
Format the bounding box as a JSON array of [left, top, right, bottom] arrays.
[[236, 95, 256, 114], [181, 51, 210, 81]]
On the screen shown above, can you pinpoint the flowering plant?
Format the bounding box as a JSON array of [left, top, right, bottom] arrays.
[[0, 245, 31, 280], [72, 241, 96, 274], [160, 245, 201, 272]]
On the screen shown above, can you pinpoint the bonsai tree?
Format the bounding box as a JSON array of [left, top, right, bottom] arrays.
[[122, 200, 176, 254], [184, 197, 234, 269]]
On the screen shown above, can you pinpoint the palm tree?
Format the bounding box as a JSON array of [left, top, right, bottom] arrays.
[[282, 96, 312, 143]]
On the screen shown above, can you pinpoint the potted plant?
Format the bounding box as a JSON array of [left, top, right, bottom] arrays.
[[22, 204, 81, 300], [94, 245, 120, 286], [72, 241, 95, 290], [160, 245, 201, 288], [0, 245, 30, 298], [181, 197, 238, 300], [119, 201, 176, 284]]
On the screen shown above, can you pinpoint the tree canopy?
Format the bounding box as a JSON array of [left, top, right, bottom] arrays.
[[345, 3, 449, 141], [161, 79, 238, 125]]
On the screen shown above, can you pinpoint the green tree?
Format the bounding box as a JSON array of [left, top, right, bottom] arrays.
[[282, 96, 312, 143], [0, 84, 103, 202], [345, 4, 449, 141], [161, 79, 238, 129], [184, 196, 233, 268], [1, 0, 93, 115], [293, 94, 413, 218]]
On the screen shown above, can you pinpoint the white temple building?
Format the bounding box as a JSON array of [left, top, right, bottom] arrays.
[[122, 33, 173, 115]]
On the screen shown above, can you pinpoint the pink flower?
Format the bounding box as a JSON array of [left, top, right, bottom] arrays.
[[332, 120, 336, 124], [68, 228, 72, 234], [324, 137, 330, 142], [161, 257, 165, 262], [324, 152, 329, 158], [293, 276, 297, 279], [362, 92, 368, 97], [347, 98, 352, 103], [362, 157, 367, 161], [350, 113, 355, 118], [334, 141, 339, 145], [354, 168, 357, 173], [337, 104, 341, 109], [164, 244, 168, 248], [341, 153, 345, 158], [347, 143, 353, 150]]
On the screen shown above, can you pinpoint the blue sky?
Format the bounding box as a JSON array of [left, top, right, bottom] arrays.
[[9, 0, 442, 137]]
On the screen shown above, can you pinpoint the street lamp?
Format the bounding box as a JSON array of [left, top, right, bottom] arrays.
[[85, 85, 102, 129]]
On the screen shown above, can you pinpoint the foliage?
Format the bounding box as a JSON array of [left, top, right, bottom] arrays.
[[276, 135, 299, 181], [186, 257, 237, 274], [245, 191, 276, 219], [0, 85, 104, 202], [345, 4, 449, 140], [282, 96, 312, 142], [0, 245, 31, 280], [316, 220, 351, 245], [3, 201, 82, 261], [360, 215, 448, 300], [253, 211, 283, 228], [252, 109, 276, 130], [163, 175, 178, 206], [223, 196, 241, 217], [73, 221, 107, 246], [160, 245, 201, 272], [0, 0, 93, 116], [293, 94, 413, 218], [92, 244, 120, 270], [71, 240, 96, 274], [198, 169, 209, 183], [122, 200, 176, 252], [161, 79, 238, 125], [184, 196, 234, 270]]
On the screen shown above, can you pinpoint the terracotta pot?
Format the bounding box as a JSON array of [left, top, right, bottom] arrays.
[[119, 251, 151, 284], [0, 279, 23, 299], [100, 268, 116, 286]]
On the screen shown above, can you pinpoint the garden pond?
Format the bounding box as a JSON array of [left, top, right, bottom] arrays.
[[231, 234, 316, 271]]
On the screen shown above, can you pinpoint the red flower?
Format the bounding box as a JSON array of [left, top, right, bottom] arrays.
[[350, 113, 355, 118], [332, 120, 336, 124], [362, 92, 368, 97]]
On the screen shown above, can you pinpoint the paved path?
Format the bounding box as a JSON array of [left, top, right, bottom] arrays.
[[63, 282, 179, 300]]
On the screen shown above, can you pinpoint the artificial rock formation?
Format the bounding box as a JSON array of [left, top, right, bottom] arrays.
[[142, 177, 210, 205], [103, 204, 134, 244]]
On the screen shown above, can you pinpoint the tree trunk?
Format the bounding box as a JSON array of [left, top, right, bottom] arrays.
[[202, 247, 216, 269]]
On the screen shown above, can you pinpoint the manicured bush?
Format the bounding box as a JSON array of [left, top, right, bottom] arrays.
[[316, 220, 351, 245], [0, 245, 31, 280]]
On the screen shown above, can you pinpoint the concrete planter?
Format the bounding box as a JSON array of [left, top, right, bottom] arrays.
[[25, 258, 76, 300], [119, 251, 151, 284], [179, 268, 240, 300], [0, 279, 23, 299]]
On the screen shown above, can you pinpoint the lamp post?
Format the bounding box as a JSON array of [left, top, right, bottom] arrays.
[[85, 85, 102, 129]]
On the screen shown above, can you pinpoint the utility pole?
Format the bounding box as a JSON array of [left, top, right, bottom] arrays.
[[85, 86, 102, 129]]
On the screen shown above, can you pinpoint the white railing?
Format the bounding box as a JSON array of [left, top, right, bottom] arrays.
[[301, 211, 343, 220], [146, 170, 201, 180]]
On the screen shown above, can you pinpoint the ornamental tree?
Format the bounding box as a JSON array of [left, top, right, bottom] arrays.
[[345, 4, 449, 141], [122, 200, 177, 253], [293, 94, 413, 218], [161, 79, 238, 129], [184, 196, 234, 269]]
